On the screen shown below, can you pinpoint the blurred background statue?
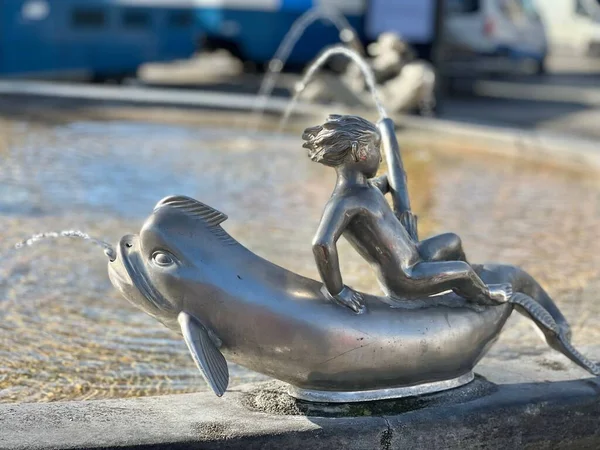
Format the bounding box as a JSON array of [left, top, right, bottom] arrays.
[[303, 32, 436, 115]]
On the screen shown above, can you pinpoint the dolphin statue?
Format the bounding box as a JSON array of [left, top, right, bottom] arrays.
[[108, 195, 599, 402]]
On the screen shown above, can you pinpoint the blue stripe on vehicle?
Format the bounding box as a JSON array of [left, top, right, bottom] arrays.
[[192, 0, 282, 12], [191, 0, 365, 14], [281, 0, 366, 14], [281, 0, 313, 12]]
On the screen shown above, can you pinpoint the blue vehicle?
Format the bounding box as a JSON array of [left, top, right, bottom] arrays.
[[0, 0, 201, 80], [195, 1, 443, 68], [196, 0, 368, 68]]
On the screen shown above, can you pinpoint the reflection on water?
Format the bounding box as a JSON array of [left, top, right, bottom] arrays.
[[0, 117, 598, 403]]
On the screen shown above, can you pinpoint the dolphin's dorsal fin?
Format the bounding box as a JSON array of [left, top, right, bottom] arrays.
[[156, 196, 236, 245], [178, 311, 229, 397], [156, 196, 228, 226]]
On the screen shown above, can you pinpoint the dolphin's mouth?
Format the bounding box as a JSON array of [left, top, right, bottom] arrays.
[[109, 235, 173, 312]]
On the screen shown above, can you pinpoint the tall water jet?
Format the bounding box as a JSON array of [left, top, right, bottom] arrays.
[[279, 45, 388, 131], [250, 7, 363, 130]]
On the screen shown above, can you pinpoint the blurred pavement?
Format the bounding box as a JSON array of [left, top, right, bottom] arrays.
[[140, 53, 600, 140], [445, 56, 600, 139]]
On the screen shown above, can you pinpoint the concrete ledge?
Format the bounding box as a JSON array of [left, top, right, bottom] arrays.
[[0, 80, 320, 116], [1, 376, 598, 449]]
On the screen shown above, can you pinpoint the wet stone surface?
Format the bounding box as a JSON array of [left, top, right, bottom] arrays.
[[0, 114, 598, 403]]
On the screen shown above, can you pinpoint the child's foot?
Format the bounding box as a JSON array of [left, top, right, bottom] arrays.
[[487, 283, 513, 304]]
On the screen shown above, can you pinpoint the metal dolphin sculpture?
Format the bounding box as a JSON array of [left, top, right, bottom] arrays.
[[108, 195, 599, 403]]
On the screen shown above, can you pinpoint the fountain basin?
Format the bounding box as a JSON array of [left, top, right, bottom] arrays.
[[0, 108, 599, 403], [0, 104, 598, 447]]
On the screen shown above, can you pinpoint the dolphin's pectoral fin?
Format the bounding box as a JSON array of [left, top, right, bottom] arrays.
[[178, 311, 229, 397], [510, 293, 600, 376]]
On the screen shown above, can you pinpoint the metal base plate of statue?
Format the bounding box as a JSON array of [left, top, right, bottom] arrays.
[[108, 116, 599, 403]]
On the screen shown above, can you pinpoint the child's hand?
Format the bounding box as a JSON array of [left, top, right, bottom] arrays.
[[322, 286, 366, 314], [398, 211, 419, 242], [334, 287, 366, 314]]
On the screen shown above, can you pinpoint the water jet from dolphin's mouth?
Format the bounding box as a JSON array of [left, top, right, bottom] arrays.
[[13, 230, 116, 261]]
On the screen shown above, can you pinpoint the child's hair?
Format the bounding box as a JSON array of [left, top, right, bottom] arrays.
[[302, 115, 381, 167]]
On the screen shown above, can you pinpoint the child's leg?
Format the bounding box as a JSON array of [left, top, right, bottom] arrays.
[[418, 233, 468, 262], [407, 260, 501, 305]]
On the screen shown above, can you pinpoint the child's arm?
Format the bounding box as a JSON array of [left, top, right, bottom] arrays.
[[312, 201, 364, 313], [378, 118, 419, 241]]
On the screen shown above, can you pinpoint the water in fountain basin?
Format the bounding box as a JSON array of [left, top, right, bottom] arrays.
[[250, 7, 362, 131], [1, 113, 599, 403], [279, 45, 388, 131]]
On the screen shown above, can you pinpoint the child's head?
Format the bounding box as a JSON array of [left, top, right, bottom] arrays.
[[302, 115, 382, 177]]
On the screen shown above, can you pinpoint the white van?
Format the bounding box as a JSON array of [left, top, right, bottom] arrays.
[[441, 0, 548, 75], [533, 0, 600, 56]]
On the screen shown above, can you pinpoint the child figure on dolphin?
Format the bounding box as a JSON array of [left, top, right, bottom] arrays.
[[303, 114, 569, 336]]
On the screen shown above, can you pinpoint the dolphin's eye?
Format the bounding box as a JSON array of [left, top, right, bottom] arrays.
[[152, 251, 175, 267]]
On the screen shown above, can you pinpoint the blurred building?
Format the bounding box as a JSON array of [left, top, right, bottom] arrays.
[[440, 0, 547, 77], [533, 0, 600, 56], [197, 0, 443, 68]]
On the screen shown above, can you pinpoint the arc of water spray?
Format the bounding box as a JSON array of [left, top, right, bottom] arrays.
[[14, 230, 116, 261], [250, 7, 363, 131], [279, 45, 389, 131]]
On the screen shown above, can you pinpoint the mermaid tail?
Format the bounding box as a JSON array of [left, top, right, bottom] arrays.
[[509, 293, 599, 376], [476, 264, 573, 340]]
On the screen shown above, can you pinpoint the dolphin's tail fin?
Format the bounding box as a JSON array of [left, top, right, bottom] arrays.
[[509, 293, 599, 376]]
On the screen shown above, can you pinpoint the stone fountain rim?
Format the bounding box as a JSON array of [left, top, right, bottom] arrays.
[[0, 377, 598, 450], [0, 80, 598, 173]]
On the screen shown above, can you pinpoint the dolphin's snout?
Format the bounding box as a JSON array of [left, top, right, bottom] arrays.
[[114, 235, 136, 259], [105, 246, 117, 262], [108, 235, 137, 286]]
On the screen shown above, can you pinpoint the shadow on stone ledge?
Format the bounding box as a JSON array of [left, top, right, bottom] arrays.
[[241, 376, 497, 417]]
